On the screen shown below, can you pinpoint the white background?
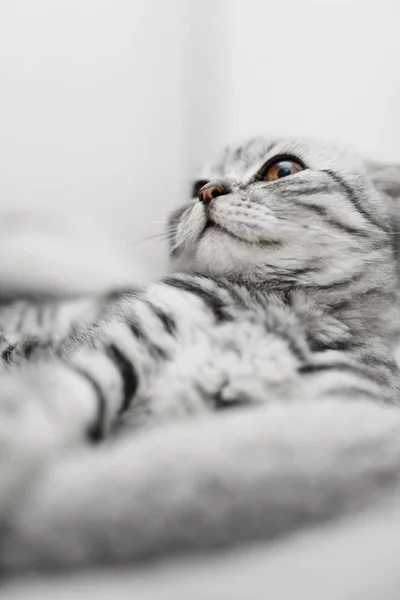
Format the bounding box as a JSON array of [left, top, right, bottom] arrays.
[[0, 0, 399, 279]]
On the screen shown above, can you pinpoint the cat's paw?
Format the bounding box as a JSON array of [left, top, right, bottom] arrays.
[[0, 362, 99, 516]]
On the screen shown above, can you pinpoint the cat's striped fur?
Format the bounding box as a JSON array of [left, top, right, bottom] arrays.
[[1, 137, 400, 571]]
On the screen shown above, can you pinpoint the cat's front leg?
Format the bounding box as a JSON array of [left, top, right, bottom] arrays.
[[0, 275, 228, 513], [3, 399, 400, 573]]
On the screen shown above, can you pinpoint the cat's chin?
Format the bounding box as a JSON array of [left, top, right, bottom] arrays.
[[194, 231, 272, 280]]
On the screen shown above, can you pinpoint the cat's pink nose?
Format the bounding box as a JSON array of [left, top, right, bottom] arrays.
[[198, 184, 228, 204]]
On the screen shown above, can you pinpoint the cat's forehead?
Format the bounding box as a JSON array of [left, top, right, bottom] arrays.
[[202, 137, 366, 179]]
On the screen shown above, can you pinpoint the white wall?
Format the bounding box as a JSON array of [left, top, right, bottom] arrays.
[[0, 0, 190, 278], [221, 0, 400, 162], [0, 0, 398, 286]]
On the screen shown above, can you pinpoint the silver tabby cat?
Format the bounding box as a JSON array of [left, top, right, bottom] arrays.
[[1, 136, 400, 572]]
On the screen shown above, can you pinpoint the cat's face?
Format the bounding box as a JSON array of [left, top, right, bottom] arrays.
[[169, 137, 393, 290]]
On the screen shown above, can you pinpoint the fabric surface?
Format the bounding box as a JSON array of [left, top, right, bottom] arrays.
[[3, 499, 400, 600]]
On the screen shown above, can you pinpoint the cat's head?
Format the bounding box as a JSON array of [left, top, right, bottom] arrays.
[[168, 137, 397, 298]]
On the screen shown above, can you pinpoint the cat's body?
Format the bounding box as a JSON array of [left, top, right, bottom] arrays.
[[1, 137, 400, 572]]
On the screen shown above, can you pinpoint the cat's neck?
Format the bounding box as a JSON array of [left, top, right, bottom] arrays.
[[327, 288, 399, 348], [226, 272, 399, 349]]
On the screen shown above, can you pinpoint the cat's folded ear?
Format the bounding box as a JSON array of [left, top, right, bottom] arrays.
[[367, 160, 400, 273], [367, 161, 400, 201]]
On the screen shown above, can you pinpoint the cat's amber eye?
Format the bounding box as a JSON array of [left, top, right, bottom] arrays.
[[263, 159, 304, 182]]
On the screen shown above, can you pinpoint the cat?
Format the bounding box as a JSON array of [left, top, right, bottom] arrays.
[[1, 136, 400, 572]]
